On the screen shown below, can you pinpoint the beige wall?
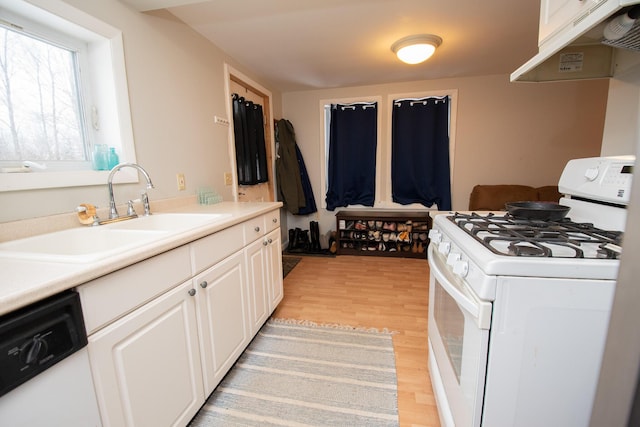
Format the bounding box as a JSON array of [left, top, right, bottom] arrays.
[[0, 1, 281, 224], [281, 74, 608, 236], [600, 50, 640, 157]]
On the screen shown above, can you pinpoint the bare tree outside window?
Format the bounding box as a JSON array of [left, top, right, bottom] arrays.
[[0, 25, 86, 163]]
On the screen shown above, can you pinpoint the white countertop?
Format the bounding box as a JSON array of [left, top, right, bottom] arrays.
[[0, 201, 282, 316]]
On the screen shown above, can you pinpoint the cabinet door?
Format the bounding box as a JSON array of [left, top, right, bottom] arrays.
[[194, 250, 250, 395], [265, 228, 284, 311], [88, 281, 204, 427], [538, 0, 600, 45], [245, 237, 269, 336]]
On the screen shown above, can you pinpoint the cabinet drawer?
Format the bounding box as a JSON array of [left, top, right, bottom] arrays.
[[243, 215, 266, 244], [264, 210, 280, 234], [78, 245, 192, 335], [190, 223, 244, 275]]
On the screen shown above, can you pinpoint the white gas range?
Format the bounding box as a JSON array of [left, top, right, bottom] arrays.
[[427, 155, 634, 427]]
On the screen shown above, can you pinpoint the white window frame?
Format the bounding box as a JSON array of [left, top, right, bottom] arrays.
[[0, 0, 138, 192], [382, 89, 458, 211], [319, 96, 383, 210]]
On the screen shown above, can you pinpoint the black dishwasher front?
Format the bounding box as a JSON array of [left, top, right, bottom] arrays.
[[0, 290, 88, 397]]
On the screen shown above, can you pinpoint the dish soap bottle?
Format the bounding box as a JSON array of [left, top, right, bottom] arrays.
[[108, 147, 119, 169]]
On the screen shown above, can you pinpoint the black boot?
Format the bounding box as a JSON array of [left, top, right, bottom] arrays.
[[315, 222, 322, 251], [310, 221, 321, 252], [290, 228, 302, 252], [288, 229, 296, 251], [297, 230, 310, 252]]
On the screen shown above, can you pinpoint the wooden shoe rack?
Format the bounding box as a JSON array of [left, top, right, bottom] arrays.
[[335, 210, 432, 259]]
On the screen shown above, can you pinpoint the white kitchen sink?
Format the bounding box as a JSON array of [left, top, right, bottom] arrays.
[[106, 212, 232, 232], [0, 213, 232, 263], [0, 227, 170, 263]]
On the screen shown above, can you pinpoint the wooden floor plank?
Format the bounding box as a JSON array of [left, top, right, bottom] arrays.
[[273, 255, 441, 427]]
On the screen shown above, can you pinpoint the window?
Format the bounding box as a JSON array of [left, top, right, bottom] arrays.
[[0, 0, 138, 192], [320, 92, 455, 211], [0, 19, 87, 165], [324, 101, 379, 211], [391, 96, 452, 210]]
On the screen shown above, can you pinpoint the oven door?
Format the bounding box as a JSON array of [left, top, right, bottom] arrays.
[[428, 243, 492, 427]]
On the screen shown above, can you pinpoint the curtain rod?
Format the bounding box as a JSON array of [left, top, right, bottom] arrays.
[[327, 101, 377, 111], [394, 95, 448, 107]]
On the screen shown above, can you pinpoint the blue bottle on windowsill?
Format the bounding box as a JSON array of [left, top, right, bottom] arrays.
[[92, 144, 109, 170], [108, 147, 119, 169]]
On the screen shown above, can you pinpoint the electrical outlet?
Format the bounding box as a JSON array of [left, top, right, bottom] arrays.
[[176, 173, 186, 191], [224, 172, 233, 186]]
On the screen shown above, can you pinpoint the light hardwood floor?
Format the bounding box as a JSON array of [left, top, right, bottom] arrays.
[[273, 254, 441, 427]]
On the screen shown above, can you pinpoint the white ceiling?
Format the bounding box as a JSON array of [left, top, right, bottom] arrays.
[[122, 0, 541, 92]]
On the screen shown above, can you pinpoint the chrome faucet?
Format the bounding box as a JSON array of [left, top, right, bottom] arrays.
[[107, 163, 154, 219]]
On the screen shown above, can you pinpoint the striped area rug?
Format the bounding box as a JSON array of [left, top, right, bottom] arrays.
[[189, 318, 399, 427]]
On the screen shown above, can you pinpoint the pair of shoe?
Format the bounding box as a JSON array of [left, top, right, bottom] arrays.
[[330, 241, 337, 253], [288, 228, 310, 252], [382, 222, 396, 231]]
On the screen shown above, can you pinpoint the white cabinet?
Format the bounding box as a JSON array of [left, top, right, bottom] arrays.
[[261, 210, 283, 312], [245, 236, 270, 336], [194, 250, 250, 395], [538, 0, 610, 46], [88, 280, 204, 427], [80, 207, 283, 427], [265, 228, 284, 311], [244, 215, 283, 336]]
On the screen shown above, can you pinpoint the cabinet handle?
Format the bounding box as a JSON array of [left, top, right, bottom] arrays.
[[188, 288, 196, 296], [199, 281, 208, 289], [255, 226, 260, 232], [272, 218, 278, 223], [263, 240, 268, 246], [268, 238, 273, 244]]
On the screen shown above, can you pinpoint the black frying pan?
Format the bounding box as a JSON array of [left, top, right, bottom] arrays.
[[505, 201, 570, 221]]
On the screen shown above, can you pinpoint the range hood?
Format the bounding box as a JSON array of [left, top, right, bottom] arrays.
[[512, 1, 640, 82]]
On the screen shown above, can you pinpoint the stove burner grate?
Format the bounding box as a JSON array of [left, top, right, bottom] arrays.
[[448, 212, 623, 259], [508, 243, 548, 257]]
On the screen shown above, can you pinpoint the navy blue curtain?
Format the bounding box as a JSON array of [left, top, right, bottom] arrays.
[[232, 94, 268, 185], [294, 143, 317, 215], [325, 103, 377, 211], [391, 97, 451, 210]]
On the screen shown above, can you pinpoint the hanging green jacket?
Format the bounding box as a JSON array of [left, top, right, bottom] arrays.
[[276, 119, 305, 214]]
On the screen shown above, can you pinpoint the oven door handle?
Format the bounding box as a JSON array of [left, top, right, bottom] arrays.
[[429, 243, 492, 330]]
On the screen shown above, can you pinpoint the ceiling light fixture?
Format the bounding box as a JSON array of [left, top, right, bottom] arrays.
[[391, 34, 442, 64]]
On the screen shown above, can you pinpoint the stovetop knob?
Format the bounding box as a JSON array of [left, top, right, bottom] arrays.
[[438, 241, 451, 255], [447, 252, 461, 266], [429, 229, 442, 243], [453, 260, 469, 278]]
